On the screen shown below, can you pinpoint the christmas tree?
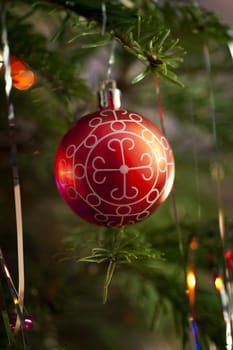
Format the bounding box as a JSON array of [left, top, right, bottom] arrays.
[[0, 1, 233, 349]]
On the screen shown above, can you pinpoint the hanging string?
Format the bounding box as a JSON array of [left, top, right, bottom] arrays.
[[1, 1, 25, 334], [106, 40, 116, 81], [186, 60, 204, 348], [101, 1, 117, 82], [153, 76, 166, 134], [154, 75, 203, 349], [188, 80, 202, 227], [203, 45, 226, 245], [154, 76, 185, 261], [203, 44, 233, 349]]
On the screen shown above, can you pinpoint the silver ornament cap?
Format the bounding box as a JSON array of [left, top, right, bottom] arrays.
[[98, 80, 121, 110]]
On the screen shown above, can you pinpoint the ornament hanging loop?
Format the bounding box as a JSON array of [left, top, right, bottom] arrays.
[[98, 79, 121, 110], [101, 1, 117, 81], [106, 40, 116, 81]]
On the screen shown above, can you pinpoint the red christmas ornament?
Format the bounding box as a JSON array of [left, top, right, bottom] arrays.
[[55, 81, 175, 227]]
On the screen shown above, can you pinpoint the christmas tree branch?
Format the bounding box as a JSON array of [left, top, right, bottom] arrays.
[[45, 0, 185, 86], [79, 228, 163, 303], [44, 0, 232, 87]]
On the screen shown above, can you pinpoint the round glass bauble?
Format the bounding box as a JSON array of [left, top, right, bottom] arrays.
[[55, 108, 175, 227]]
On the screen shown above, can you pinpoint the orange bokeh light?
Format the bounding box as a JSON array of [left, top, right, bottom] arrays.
[[190, 237, 198, 250], [10, 55, 35, 90], [12, 69, 35, 90]]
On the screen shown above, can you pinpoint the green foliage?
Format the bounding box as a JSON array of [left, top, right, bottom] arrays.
[[79, 227, 163, 265], [79, 227, 163, 303], [47, 0, 232, 87], [117, 28, 185, 86]]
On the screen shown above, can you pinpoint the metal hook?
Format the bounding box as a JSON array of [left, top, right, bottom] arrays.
[[106, 40, 116, 80]]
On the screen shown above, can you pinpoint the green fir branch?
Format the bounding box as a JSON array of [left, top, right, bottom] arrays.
[[116, 29, 185, 86], [79, 228, 163, 303]]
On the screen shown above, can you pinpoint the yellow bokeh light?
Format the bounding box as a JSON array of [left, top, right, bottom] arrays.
[[13, 296, 19, 305], [187, 270, 196, 290], [214, 276, 223, 292]]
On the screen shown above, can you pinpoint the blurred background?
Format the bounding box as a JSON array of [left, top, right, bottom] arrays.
[[199, 0, 233, 25], [0, 0, 232, 349]]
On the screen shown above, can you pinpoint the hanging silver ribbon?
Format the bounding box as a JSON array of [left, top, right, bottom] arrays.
[[1, 1, 25, 334]]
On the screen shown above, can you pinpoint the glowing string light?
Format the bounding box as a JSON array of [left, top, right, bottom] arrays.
[[186, 268, 196, 311], [215, 275, 223, 293], [187, 270, 196, 290]]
